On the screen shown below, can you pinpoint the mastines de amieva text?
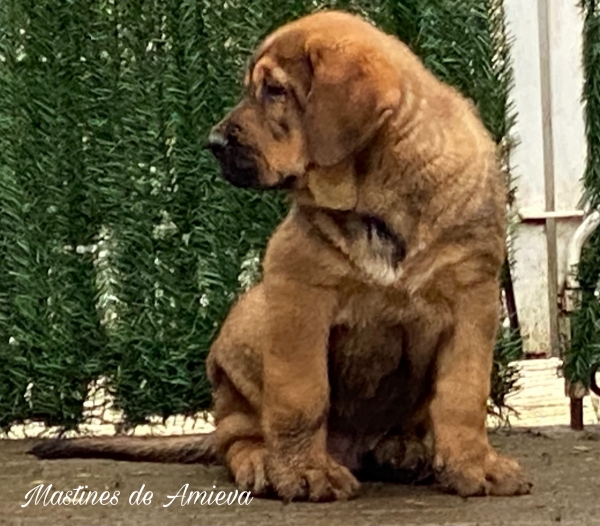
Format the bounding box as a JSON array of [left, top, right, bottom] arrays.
[[22, 483, 253, 507]]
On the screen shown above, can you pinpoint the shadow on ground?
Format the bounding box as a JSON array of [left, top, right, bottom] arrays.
[[1, 426, 599, 526]]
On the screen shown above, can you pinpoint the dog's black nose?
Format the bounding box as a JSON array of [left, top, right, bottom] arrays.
[[207, 128, 228, 155]]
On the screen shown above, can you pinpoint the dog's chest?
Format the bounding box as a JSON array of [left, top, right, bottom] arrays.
[[311, 208, 407, 287], [352, 238, 405, 286]]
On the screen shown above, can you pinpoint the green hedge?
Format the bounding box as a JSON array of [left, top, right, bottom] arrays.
[[565, 1, 600, 387], [0, 0, 518, 430]]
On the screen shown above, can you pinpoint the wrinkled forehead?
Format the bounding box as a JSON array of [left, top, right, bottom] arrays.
[[244, 54, 288, 88], [243, 9, 373, 85], [243, 26, 307, 88]]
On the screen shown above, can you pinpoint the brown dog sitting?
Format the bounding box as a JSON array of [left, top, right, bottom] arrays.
[[30, 10, 532, 502]]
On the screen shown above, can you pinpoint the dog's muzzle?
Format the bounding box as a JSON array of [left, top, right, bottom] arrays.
[[207, 124, 260, 189]]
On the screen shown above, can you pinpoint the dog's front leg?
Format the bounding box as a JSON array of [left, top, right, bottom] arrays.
[[429, 280, 532, 497], [260, 277, 360, 502]]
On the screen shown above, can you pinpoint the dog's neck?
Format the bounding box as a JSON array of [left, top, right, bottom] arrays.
[[294, 205, 408, 279], [291, 140, 419, 257]]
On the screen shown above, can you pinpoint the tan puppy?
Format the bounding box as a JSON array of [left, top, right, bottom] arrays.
[[30, 10, 532, 502]]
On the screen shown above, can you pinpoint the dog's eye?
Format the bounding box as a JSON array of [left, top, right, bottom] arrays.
[[264, 84, 287, 101]]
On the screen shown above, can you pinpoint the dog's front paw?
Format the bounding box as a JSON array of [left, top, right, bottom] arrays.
[[266, 453, 360, 502], [436, 449, 532, 497]]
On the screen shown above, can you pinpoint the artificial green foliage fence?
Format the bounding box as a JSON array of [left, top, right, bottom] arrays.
[[565, 1, 600, 387], [0, 0, 519, 431]]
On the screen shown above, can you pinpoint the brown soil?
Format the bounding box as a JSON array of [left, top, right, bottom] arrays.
[[2, 426, 599, 526]]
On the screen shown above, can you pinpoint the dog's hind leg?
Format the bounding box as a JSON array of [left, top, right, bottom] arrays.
[[207, 285, 271, 495], [207, 281, 359, 502], [210, 374, 270, 495]]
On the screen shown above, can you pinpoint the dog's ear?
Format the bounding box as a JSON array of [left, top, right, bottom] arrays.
[[303, 42, 400, 167]]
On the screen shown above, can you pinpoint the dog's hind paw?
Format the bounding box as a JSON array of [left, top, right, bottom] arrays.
[[230, 445, 270, 496]]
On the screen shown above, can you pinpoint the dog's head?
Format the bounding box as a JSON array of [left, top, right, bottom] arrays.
[[207, 11, 401, 208]]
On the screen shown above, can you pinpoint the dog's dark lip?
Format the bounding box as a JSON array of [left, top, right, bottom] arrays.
[[276, 174, 298, 190], [235, 175, 298, 192]]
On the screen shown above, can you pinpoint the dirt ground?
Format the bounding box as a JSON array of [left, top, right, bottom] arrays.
[[1, 427, 599, 526]]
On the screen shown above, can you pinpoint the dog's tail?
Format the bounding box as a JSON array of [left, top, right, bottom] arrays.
[[28, 432, 219, 464]]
